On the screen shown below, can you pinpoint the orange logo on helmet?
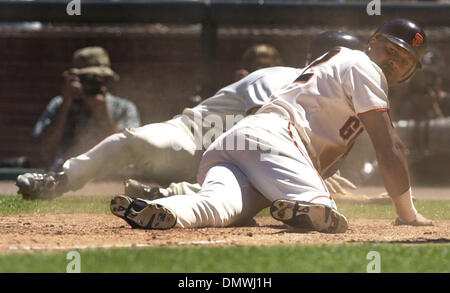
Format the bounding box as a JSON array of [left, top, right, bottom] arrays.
[[412, 33, 424, 47]]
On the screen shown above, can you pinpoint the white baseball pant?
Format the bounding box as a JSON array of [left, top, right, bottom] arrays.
[[149, 112, 337, 228], [63, 117, 202, 190]]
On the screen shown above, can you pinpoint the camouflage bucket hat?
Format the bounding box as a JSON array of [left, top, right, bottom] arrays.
[[63, 46, 119, 81]]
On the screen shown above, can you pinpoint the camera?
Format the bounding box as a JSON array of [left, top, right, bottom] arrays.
[[78, 74, 106, 95]]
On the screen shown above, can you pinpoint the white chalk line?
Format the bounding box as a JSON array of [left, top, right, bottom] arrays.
[[6, 239, 229, 252]]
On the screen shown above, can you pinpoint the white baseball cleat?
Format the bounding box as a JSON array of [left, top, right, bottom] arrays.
[[270, 199, 348, 233], [110, 195, 177, 230]]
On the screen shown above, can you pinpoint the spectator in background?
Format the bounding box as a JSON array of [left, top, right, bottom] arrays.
[[33, 46, 141, 171], [234, 44, 283, 81]]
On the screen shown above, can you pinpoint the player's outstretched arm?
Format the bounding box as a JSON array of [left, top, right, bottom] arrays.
[[359, 110, 433, 226]]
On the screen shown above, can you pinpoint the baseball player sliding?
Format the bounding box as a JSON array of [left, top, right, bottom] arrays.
[[110, 19, 433, 233], [125, 31, 364, 200], [16, 35, 361, 201]]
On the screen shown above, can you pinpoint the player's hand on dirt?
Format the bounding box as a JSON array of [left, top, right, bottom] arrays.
[[325, 173, 357, 194], [394, 213, 433, 227]]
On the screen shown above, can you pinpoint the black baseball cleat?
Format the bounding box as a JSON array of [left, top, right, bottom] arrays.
[[110, 195, 177, 230], [16, 172, 68, 200], [270, 199, 348, 233], [123, 179, 164, 200]]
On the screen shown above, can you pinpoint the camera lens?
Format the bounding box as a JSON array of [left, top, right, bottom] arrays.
[[79, 74, 104, 95]]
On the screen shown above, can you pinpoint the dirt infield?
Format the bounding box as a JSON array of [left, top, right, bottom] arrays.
[[1, 181, 449, 254], [1, 214, 448, 253]]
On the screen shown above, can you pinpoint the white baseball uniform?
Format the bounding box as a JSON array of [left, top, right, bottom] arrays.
[[148, 47, 389, 228], [62, 67, 302, 190]]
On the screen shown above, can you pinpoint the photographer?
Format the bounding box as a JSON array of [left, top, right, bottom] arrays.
[[32, 46, 140, 171]]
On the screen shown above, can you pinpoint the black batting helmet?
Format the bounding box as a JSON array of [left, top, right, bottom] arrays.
[[374, 18, 427, 70], [306, 31, 363, 65]]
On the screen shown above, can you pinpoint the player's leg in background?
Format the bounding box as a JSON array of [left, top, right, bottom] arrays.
[[62, 131, 134, 190], [125, 117, 202, 184], [149, 163, 270, 228], [63, 117, 201, 190]]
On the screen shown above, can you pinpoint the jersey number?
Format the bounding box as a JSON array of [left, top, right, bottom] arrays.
[[294, 47, 342, 83], [339, 116, 361, 140]]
